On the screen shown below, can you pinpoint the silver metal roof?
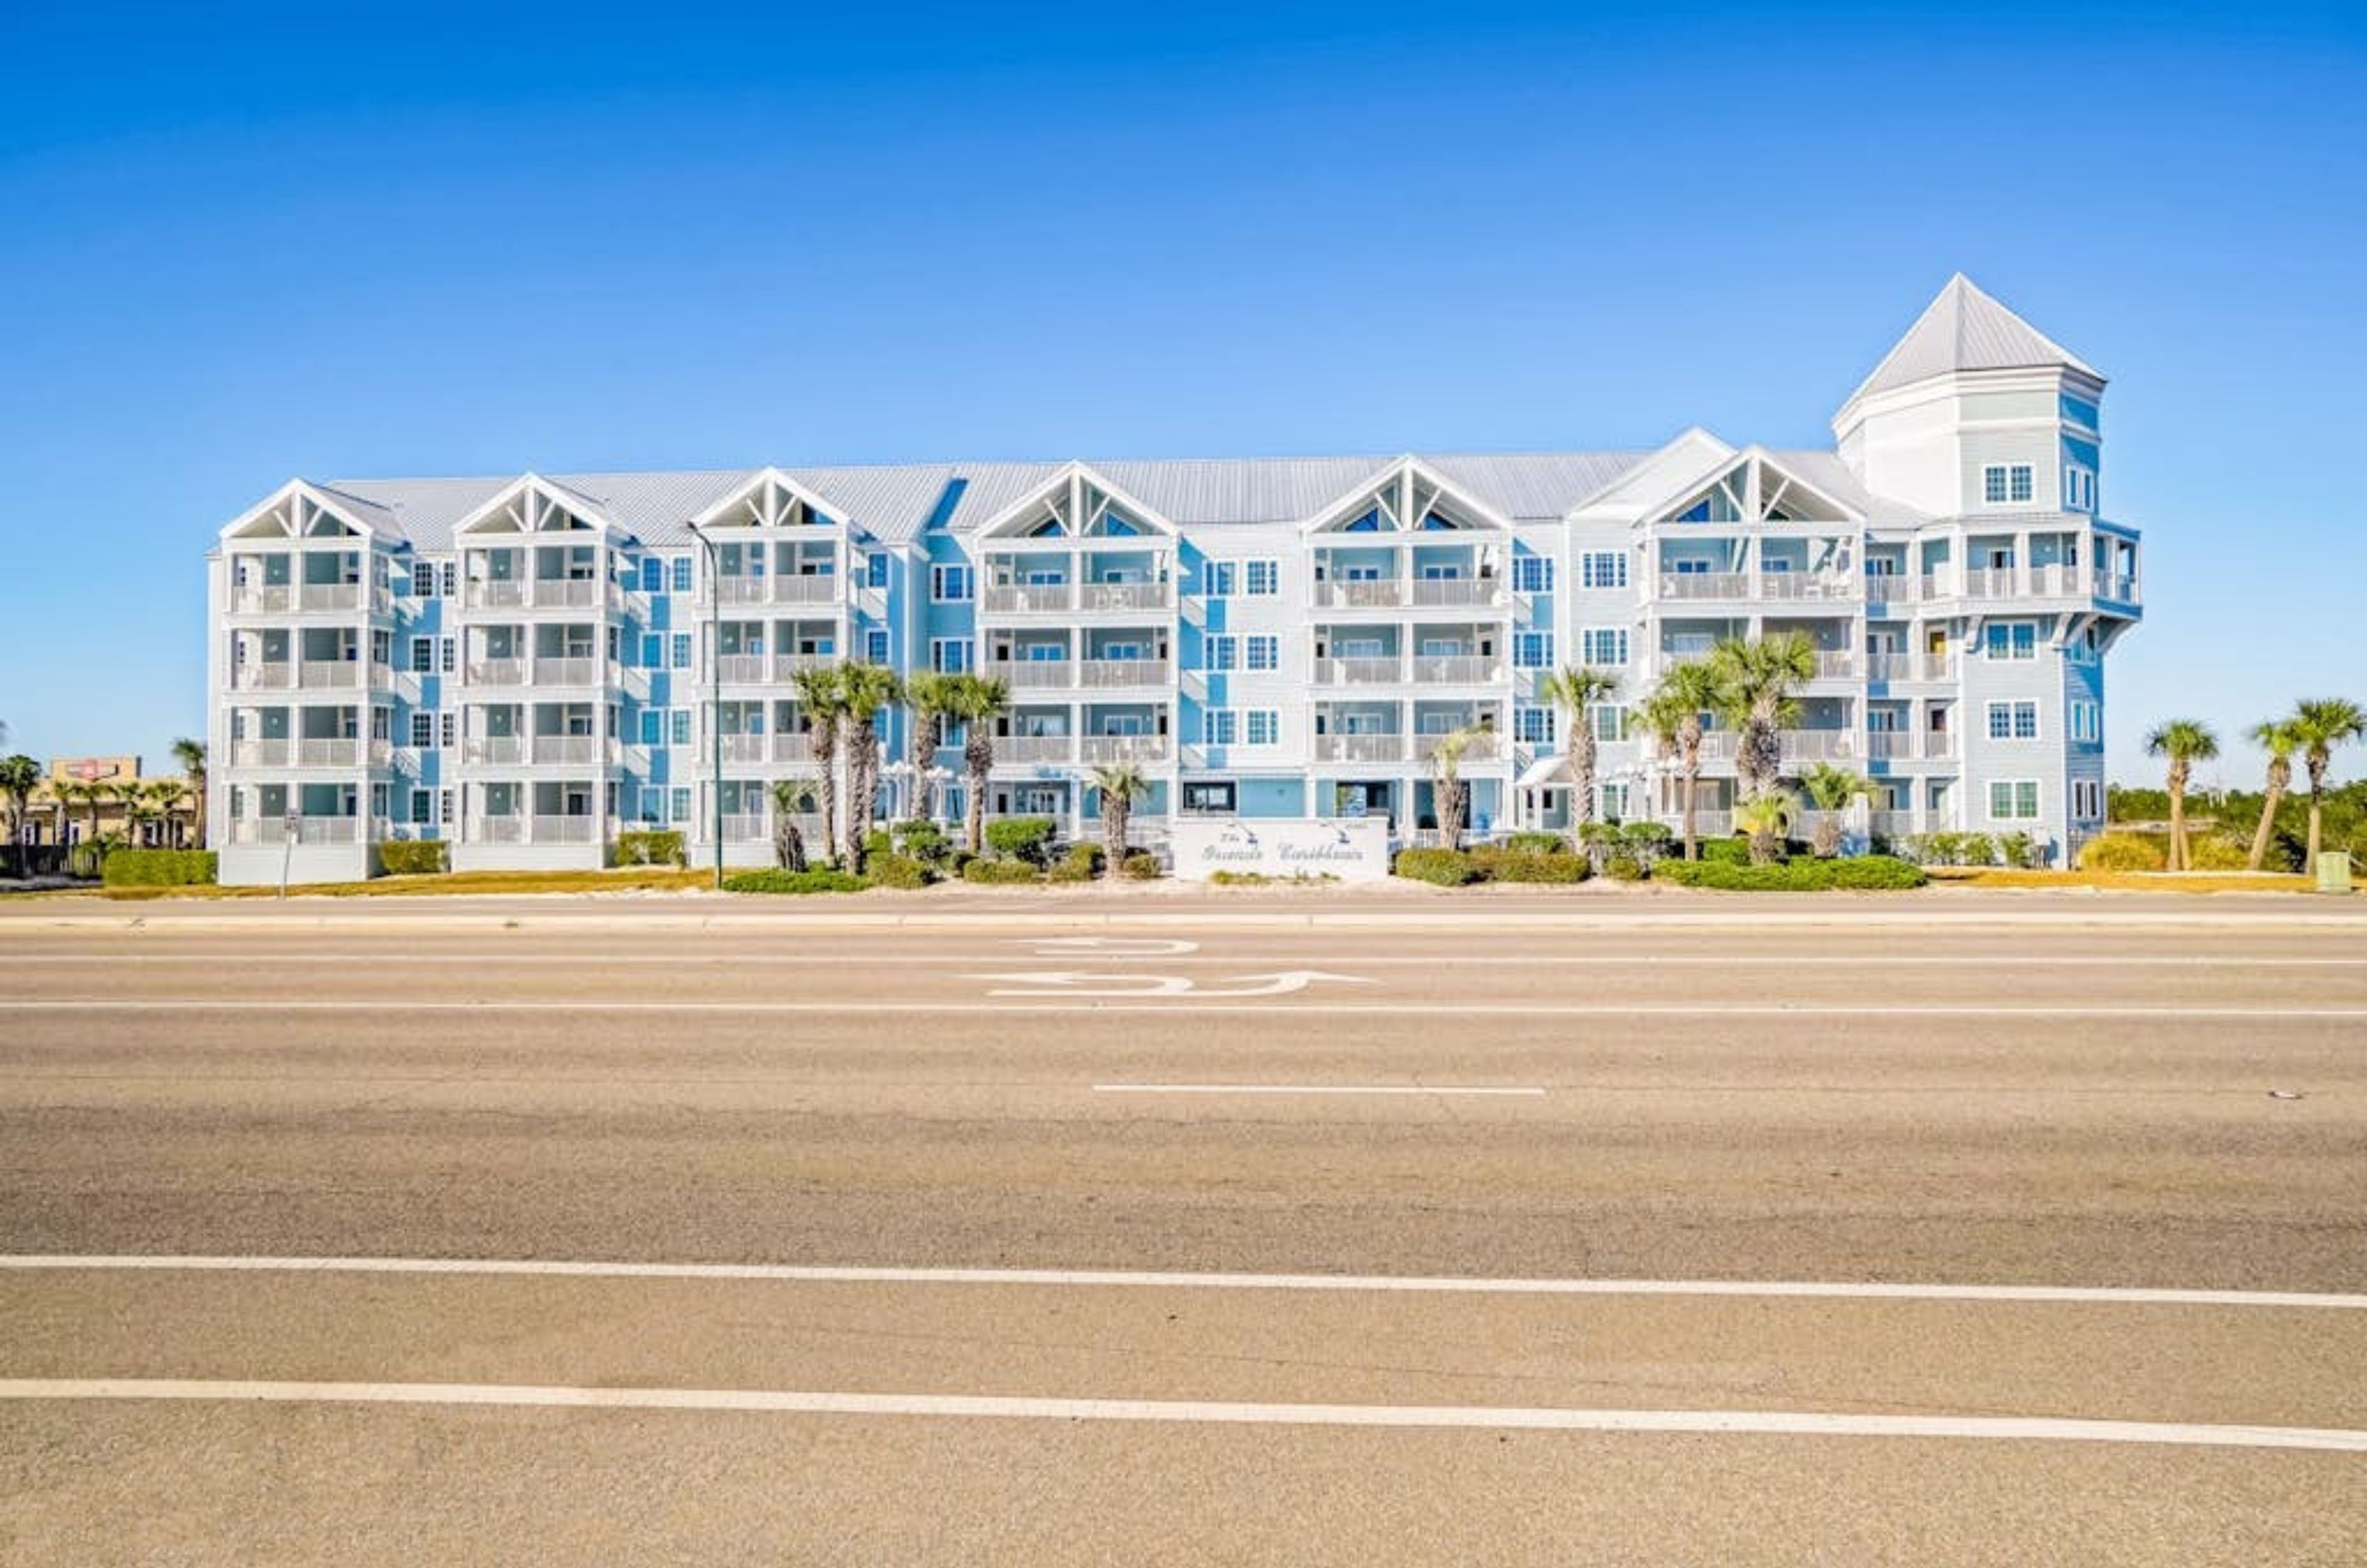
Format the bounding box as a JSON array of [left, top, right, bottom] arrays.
[[1846, 274, 2099, 405]]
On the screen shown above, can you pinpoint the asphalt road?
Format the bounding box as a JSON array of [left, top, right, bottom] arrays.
[[2, 895, 2363, 1564]]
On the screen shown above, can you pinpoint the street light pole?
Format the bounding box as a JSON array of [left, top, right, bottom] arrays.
[[688, 523, 723, 892]]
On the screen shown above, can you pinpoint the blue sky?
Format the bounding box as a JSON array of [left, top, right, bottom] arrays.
[[1, 1, 2361, 787]]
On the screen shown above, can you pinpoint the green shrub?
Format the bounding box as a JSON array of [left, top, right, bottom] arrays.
[[1700, 837, 1752, 865], [720, 868, 867, 895], [2186, 834, 2251, 871], [893, 819, 950, 865], [1394, 848, 1480, 886], [1470, 845, 1590, 884], [1957, 833, 1997, 868], [1620, 821, 1675, 848], [2079, 832, 2167, 872], [962, 856, 1043, 885], [1602, 851, 1649, 882], [867, 854, 934, 890], [1047, 844, 1102, 885], [1994, 831, 2042, 871], [1653, 855, 1926, 891], [1121, 852, 1163, 880], [985, 816, 1058, 867], [615, 829, 686, 868], [1505, 831, 1567, 854], [100, 848, 218, 888], [376, 840, 450, 876], [862, 828, 895, 862]]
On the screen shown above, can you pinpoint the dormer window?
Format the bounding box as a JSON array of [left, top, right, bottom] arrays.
[[1982, 464, 2035, 506], [2064, 466, 2097, 513]]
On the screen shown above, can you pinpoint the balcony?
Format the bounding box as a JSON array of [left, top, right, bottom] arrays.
[[1076, 582, 1173, 613], [534, 657, 600, 687], [1080, 658, 1171, 689], [1410, 578, 1506, 609], [463, 579, 609, 610], [229, 739, 291, 767], [1080, 736, 1169, 765], [713, 654, 770, 683], [463, 737, 527, 766], [982, 584, 1076, 615], [771, 733, 815, 764], [1778, 729, 1860, 762], [714, 575, 839, 606], [1416, 730, 1500, 763], [232, 663, 295, 691], [530, 815, 598, 843], [229, 585, 294, 614], [1000, 735, 1077, 765], [2093, 570, 2139, 604], [1408, 655, 1501, 684], [1313, 580, 1406, 609], [1811, 652, 1859, 680], [1865, 654, 1958, 683], [528, 736, 601, 766], [1755, 572, 1858, 603], [1314, 656, 1404, 685], [715, 734, 769, 764], [989, 660, 1075, 690], [1658, 572, 1750, 600], [298, 660, 362, 689], [225, 816, 364, 845], [466, 658, 526, 686], [297, 583, 364, 612], [292, 738, 363, 767], [1314, 733, 1406, 764]]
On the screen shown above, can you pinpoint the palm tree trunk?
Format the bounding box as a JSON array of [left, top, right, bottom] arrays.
[[1103, 801, 1127, 870], [1573, 728, 1598, 833], [1679, 733, 1701, 860], [908, 716, 941, 822], [2167, 778, 2187, 872], [964, 735, 993, 854], [2247, 770, 2286, 871], [811, 734, 840, 862], [844, 720, 877, 870], [2305, 757, 2328, 873]]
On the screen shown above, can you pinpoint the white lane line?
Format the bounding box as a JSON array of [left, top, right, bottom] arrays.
[[3, 1256, 2360, 1310], [1092, 1084, 1547, 1097], [1, 1380, 2360, 1450], [6, 954, 2364, 968], [10, 999, 2366, 1019]]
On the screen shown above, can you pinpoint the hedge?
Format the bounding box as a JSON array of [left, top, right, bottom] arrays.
[[866, 854, 935, 890], [377, 840, 449, 876], [1468, 845, 1591, 884], [1652, 854, 1928, 891], [984, 816, 1058, 867], [2077, 832, 2167, 872], [962, 856, 1043, 885], [615, 829, 686, 868], [1393, 848, 1482, 886], [1121, 852, 1163, 880], [100, 849, 217, 888], [721, 868, 867, 895]]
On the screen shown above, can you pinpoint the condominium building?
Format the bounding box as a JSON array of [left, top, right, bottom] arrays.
[[204, 275, 2141, 884]]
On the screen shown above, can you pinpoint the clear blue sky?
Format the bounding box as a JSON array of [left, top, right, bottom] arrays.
[[2, 1, 2361, 788]]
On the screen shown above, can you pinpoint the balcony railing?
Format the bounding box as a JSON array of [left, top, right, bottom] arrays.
[[1314, 656, 1403, 684], [1080, 658, 1171, 688], [1658, 572, 1749, 600], [470, 816, 526, 843], [1077, 582, 1172, 612], [990, 659, 1075, 689], [714, 654, 769, 683], [719, 813, 769, 842], [2093, 571, 2138, 603], [530, 815, 598, 843], [1408, 655, 1499, 684], [534, 657, 599, 686], [298, 660, 362, 689], [529, 736, 601, 766], [463, 578, 608, 609], [1314, 733, 1406, 763], [999, 735, 1076, 764], [1754, 572, 1857, 602], [715, 734, 768, 764], [1865, 654, 1958, 683], [229, 585, 294, 614], [297, 583, 364, 612], [293, 738, 363, 767], [230, 739, 291, 767], [714, 575, 839, 606], [226, 816, 363, 845], [1811, 652, 1859, 679], [466, 658, 526, 686], [1778, 729, 1860, 761], [982, 584, 1075, 614], [1410, 578, 1505, 609], [774, 653, 832, 680], [1417, 730, 1499, 762], [1080, 736, 1169, 765], [1313, 579, 1406, 609], [232, 663, 295, 691], [771, 734, 816, 763], [464, 736, 527, 765]]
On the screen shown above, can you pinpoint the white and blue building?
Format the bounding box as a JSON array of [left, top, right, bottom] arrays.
[[205, 276, 2141, 883]]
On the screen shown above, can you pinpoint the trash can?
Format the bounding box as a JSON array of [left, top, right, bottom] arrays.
[[2317, 851, 2353, 894]]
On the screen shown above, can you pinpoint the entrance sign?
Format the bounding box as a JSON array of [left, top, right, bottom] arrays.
[[1169, 818, 1390, 882]]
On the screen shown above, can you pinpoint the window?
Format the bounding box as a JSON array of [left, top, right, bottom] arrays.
[[1245, 635, 1280, 672], [2070, 700, 2101, 743], [409, 636, 433, 672], [932, 564, 973, 601], [671, 710, 692, 746], [1203, 709, 1238, 746], [1245, 710, 1280, 746], [1591, 705, 1627, 743], [865, 629, 891, 664], [437, 788, 453, 825], [865, 553, 889, 589], [672, 633, 693, 669], [640, 710, 663, 746], [1513, 632, 1554, 669], [2064, 466, 2096, 513], [1206, 636, 1238, 672], [1244, 559, 1280, 596], [439, 713, 456, 748], [410, 788, 434, 825], [635, 558, 661, 593], [2073, 778, 2103, 820], [1580, 552, 1627, 590], [1513, 555, 1553, 594], [439, 638, 456, 674], [1986, 701, 2039, 740], [1989, 780, 2041, 820], [670, 557, 693, 593], [639, 633, 662, 669], [1581, 628, 1630, 666], [1515, 707, 1556, 746], [1203, 561, 1237, 598], [1983, 621, 2038, 660], [1182, 781, 1236, 814], [409, 712, 435, 748], [1983, 464, 2036, 506], [671, 787, 692, 824], [411, 561, 437, 597], [1598, 782, 1628, 821], [932, 639, 972, 673]]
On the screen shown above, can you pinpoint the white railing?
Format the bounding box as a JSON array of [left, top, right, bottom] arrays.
[[1779, 729, 1859, 761], [294, 738, 362, 767], [467, 580, 529, 608], [1755, 572, 1857, 601], [530, 578, 601, 608], [719, 813, 769, 842], [230, 584, 294, 613], [1314, 656, 1404, 684], [992, 660, 1075, 689], [467, 658, 526, 686], [1410, 578, 1505, 609], [1962, 567, 2019, 598], [713, 575, 838, 606], [536, 657, 598, 686], [1865, 654, 1957, 683], [715, 734, 768, 764], [1080, 658, 1171, 688], [296, 583, 362, 612], [1678, 811, 1735, 838], [2027, 564, 2083, 596], [999, 735, 1076, 764], [983, 584, 1075, 614], [464, 736, 527, 765], [1313, 580, 1405, 608], [1917, 572, 1949, 601], [1080, 736, 1169, 765], [1866, 731, 1915, 760], [299, 660, 361, 689], [1922, 731, 1959, 759], [1416, 731, 1499, 762], [771, 733, 816, 763], [1811, 652, 1859, 678], [226, 816, 363, 845], [1315, 733, 1406, 763], [232, 663, 294, 691], [1862, 571, 1911, 603], [2094, 571, 2138, 602], [774, 654, 832, 680], [529, 736, 599, 766], [470, 816, 526, 843], [1658, 572, 1749, 599], [530, 815, 597, 843], [1868, 811, 1913, 837], [1077, 581, 1172, 612], [714, 654, 769, 683], [1408, 655, 1499, 683], [231, 740, 291, 767]]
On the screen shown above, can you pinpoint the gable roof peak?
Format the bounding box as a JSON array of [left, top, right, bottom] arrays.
[[1844, 274, 2099, 408]]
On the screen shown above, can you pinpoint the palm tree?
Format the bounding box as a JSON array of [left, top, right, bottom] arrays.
[[768, 778, 810, 871], [1797, 763, 1874, 858], [1641, 661, 1725, 859], [1709, 632, 1816, 800], [942, 672, 1012, 855], [2246, 719, 2301, 872], [1539, 665, 1621, 837], [836, 662, 902, 871], [790, 664, 849, 862], [902, 671, 958, 823], [2286, 698, 2366, 873], [1090, 763, 1151, 870], [2144, 718, 2220, 871], [1735, 789, 1797, 866], [172, 737, 208, 849], [0, 754, 38, 859], [1428, 723, 1486, 851]]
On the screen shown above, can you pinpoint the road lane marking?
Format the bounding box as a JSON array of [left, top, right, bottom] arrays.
[[1092, 1084, 1545, 1097], [973, 970, 1374, 998], [3, 1256, 2360, 1309], [7, 953, 2365, 967], [1, 1379, 2359, 1450], [10, 999, 2366, 1018], [1016, 937, 1201, 956]]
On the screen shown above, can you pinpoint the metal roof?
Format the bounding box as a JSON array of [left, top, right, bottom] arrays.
[[1846, 274, 2098, 405]]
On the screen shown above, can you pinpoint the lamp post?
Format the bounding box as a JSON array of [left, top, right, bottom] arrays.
[[687, 523, 723, 891]]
